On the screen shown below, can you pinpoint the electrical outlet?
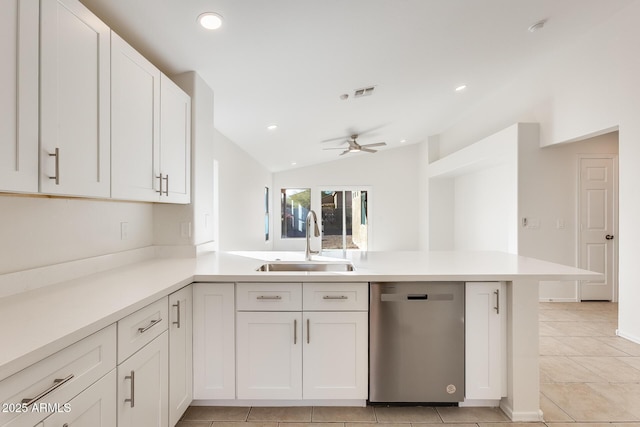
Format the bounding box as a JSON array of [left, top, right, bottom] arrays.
[[120, 222, 129, 240], [180, 222, 192, 238]]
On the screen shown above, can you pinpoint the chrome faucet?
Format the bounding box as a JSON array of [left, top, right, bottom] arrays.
[[305, 210, 320, 261]]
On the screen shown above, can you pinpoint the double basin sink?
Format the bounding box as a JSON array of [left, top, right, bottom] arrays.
[[256, 260, 356, 272]]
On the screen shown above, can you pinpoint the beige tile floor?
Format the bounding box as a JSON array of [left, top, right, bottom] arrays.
[[179, 302, 640, 427]]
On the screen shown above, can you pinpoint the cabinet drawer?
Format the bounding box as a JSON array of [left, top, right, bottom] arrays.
[[236, 283, 302, 311], [0, 324, 116, 427], [117, 297, 168, 363], [303, 282, 369, 311]]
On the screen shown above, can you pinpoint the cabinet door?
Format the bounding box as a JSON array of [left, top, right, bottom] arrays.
[[159, 75, 191, 203], [42, 369, 116, 427], [169, 286, 192, 426], [236, 311, 302, 400], [40, 0, 110, 197], [117, 332, 168, 427], [0, 0, 38, 193], [110, 31, 161, 201], [465, 281, 506, 400], [303, 312, 368, 399], [193, 283, 235, 399]]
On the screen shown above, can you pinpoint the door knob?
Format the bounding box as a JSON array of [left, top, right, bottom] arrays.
[[605, 235, 615, 240]]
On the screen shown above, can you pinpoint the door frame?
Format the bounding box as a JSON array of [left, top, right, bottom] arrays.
[[313, 185, 373, 254], [575, 153, 619, 301]]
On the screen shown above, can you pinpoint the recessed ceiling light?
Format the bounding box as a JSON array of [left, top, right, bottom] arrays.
[[455, 85, 467, 92], [400, 139, 407, 143], [267, 124, 278, 130], [198, 12, 223, 30], [291, 161, 297, 166]]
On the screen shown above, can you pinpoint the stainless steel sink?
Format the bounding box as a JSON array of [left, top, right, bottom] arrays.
[[256, 261, 355, 272]]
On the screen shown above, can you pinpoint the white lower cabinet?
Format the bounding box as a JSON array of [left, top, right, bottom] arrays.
[[236, 311, 303, 399], [303, 311, 368, 399], [168, 286, 193, 426], [117, 332, 168, 427], [234, 282, 369, 401], [0, 325, 116, 427], [465, 281, 507, 400], [41, 370, 116, 427], [193, 283, 235, 399]]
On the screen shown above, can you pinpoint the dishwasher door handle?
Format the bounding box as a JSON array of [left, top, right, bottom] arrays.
[[381, 293, 454, 302]]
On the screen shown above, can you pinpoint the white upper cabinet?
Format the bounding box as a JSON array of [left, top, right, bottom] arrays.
[[110, 32, 161, 201], [39, 0, 111, 198], [159, 75, 191, 204], [0, 0, 39, 193]]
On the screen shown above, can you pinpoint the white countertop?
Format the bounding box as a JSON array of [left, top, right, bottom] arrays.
[[0, 250, 599, 381]]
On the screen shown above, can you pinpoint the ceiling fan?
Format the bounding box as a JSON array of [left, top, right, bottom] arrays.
[[323, 134, 387, 156]]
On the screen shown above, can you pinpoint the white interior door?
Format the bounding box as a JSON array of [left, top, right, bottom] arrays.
[[578, 156, 617, 301]]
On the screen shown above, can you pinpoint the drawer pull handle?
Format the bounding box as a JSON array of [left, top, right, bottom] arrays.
[[138, 318, 161, 333], [21, 374, 74, 407], [173, 301, 181, 328], [256, 295, 282, 300], [307, 318, 310, 344], [323, 295, 348, 300], [494, 289, 500, 314], [125, 370, 135, 407], [294, 319, 297, 344]]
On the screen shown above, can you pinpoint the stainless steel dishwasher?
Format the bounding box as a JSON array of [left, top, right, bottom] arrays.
[[369, 282, 464, 403]]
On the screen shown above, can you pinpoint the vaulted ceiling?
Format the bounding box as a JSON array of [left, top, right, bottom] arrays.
[[80, 0, 634, 171]]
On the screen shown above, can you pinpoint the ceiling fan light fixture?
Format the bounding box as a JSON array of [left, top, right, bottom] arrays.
[[198, 12, 223, 30]]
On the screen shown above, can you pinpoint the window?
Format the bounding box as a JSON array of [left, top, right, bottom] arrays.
[[320, 189, 368, 251], [281, 188, 310, 238]]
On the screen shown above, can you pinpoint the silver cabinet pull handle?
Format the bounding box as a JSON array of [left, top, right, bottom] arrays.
[[49, 148, 60, 185], [21, 374, 74, 407], [294, 319, 297, 344], [172, 301, 181, 328], [138, 318, 161, 333], [323, 295, 348, 300], [124, 370, 135, 407], [494, 289, 500, 314], [163, 175, 169, 195], [256, 295, 282, 300], [306, 318, 310, 344], [156, 173, 163, 194]]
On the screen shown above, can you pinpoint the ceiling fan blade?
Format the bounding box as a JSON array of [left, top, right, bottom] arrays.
[[339, 149, 350, 156], [360, 147, 377, 153], [361, 142, 386, 148], [323, 147, 347, 150], [321, 136, 348, 143]]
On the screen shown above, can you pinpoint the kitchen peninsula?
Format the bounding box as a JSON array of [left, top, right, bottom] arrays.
[[0, 250, 600, 425]]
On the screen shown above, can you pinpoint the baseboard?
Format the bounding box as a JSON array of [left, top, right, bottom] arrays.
[[539, 297, 579, 302], [616, 329, 640, 345], [499, 400, 543, 422], [191, 399, 367, 407], [459, 399, 500, 407]]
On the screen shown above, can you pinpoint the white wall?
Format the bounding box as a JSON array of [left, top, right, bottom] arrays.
[[213, 129, 273, 251], [453, 163, 516, 252], [433, 0, 640, 341], [272, 144, 421, 252], [0, 195, 153, 275]]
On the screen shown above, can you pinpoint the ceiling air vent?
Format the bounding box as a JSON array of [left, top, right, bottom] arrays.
[[353, 86, 376, 98]]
